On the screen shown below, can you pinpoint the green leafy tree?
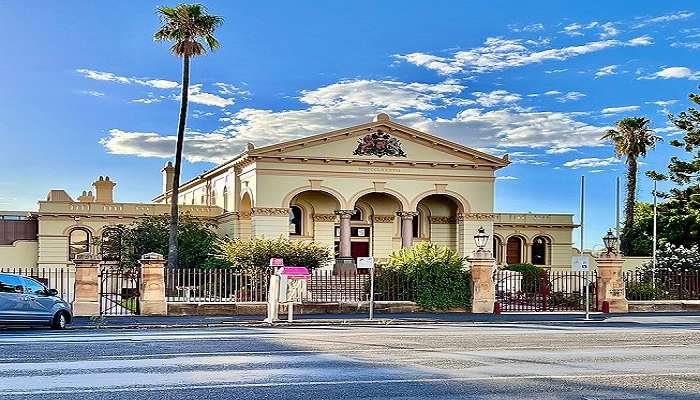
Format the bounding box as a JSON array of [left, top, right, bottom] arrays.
[[217, 237, 334, 273], [601, 117, 661, 254], [382, 243, 471, 310], [154, 4, 223, 269], [118, 214, 226, 269]]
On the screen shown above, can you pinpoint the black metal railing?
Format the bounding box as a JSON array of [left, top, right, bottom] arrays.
[[99, 266, 140, 316], [624, 270, 700, 301], [494, 270, 598, 312], [165, 268, 269, 303], [0, 266, 74, 303]]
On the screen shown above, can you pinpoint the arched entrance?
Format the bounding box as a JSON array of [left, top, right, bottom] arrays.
[[531, 236, 550, 265], [239, 192, 253, 240], [415, 194, 461, 251], [506, 236, 524, 265], [289, 190, 342, 270], [349, 192, 405, 261]]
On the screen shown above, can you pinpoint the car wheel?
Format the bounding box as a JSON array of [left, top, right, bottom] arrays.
[[50, 311, 68, 330]]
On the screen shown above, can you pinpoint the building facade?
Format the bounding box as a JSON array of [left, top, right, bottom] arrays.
[[0, 114, 577, 270]]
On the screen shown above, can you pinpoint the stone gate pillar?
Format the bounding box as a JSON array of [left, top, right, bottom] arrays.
[[595, 252, 628, 313], [72, 252, 101, 316], [468, 247, 496, 313], [139, 252, 167, 316]]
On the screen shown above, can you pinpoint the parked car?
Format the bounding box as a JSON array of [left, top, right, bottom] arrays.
[[0, 273, 72, 329]]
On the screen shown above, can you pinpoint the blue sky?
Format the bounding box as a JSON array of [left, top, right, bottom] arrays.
[[2, 1, 699, 250]]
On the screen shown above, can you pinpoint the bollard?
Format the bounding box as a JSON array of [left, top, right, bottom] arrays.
[[602, 300, 610, 314], [494, 301, 501, 315]]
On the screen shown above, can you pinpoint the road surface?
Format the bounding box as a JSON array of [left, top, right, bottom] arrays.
[[2, 315, 700, 399]]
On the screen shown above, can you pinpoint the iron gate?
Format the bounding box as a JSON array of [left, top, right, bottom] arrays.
[[494, 270, 597, 312], [99, 266, 141, 315]]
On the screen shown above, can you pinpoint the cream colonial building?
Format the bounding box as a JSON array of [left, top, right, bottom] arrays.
[[0, 114, 576, 270]]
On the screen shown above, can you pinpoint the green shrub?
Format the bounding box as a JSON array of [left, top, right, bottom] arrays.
[[217, 237, 333, 273], [625, 281, 666, 300], [381, 243, 471, 310], [504, 263, 546, 293]]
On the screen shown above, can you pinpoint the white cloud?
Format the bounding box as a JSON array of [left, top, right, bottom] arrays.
[[544, 69, 568, 74], [395, 36, 652, 75], [496, 175, 519, 180], [633, 11, 694, 28], [81, 90, 105, 97], [671, 41, 700, 49], [601, 105, 640, 114], [185, 84, 235, 108], [76, 68, 180, 89], [600, 22, 620, 39], [546, 147, 576, 154], [132, 98, 162, 104], [563, 157, 621, 169], [640, 66, 700, 80], [595, 65, 618, 78], [472, 90, 522, 107], [556, 91, 586, 102], [589, 169, 605, 173], [510, 23, 544, 33], [100, 79, 609, 163]]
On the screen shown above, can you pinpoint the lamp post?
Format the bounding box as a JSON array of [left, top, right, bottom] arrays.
[[602, 229, 619, 255], [474, 226, 489, 252]]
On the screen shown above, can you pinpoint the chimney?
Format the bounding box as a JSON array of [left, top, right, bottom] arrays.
[[77, 190, 95, 203], [162, 161, 175, 193], [92, 176, 116, 203]]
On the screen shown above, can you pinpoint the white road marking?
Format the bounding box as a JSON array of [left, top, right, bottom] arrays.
[[3, 372, 700, 395]]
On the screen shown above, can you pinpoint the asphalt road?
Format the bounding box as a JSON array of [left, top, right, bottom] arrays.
[[2, 315, 700, 399]]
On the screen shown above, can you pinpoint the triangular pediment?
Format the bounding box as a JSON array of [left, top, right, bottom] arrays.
[[249, 115, 509, 168]]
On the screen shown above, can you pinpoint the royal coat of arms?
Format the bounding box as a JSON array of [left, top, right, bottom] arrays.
[[353, 130, 407, 157]]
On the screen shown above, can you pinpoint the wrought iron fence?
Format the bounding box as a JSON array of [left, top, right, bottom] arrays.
[[494, 270, 598, 312], [0, 266, 74, 303], [164, 268, 417, 303], [99, 266, 140, 316], [624, 270, 700, 301], [165, 268, 269, 303]]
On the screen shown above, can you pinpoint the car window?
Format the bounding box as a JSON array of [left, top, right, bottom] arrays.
[[20, 277, 46, 295], [0, 274, 23, 293]]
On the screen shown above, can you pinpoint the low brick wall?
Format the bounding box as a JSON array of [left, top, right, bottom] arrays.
[[167, 301, 422, 316], [628, 300, 700, 312]]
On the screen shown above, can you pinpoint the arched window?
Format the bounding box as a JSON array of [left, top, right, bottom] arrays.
[[493, 236, 503, 264], [211, 189, 217, 207], [289, 206, 302, 235], [531, 236, 548, 265], [222, 186, 229, 211], [101, 227, 122, 262], [506, 236, 523, 265], [350, 207, 363, 221], [69, 228, 90, 260]]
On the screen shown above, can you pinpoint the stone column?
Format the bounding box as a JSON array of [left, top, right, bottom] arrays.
[[596, 252, 628, 313], [72, 252, 101, 316], [139, 252, 167, 316], [397, 211, 418, 248], [468, 248, 496, 313], [334, 210, 355, 273]]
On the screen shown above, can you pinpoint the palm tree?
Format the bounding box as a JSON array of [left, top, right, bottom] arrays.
[[154, 4, 223, 269], [602, 117, 660, 254]]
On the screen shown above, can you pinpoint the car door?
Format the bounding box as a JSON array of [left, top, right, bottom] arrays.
[[20, 277, 54, 321], [0, 274, 26, 322]]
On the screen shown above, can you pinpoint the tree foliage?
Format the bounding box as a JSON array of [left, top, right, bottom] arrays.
[[216, 237, 334, 273], [381, 243, 471, 310], [601, 117, 661, 255], [116, 214, 226, 269]]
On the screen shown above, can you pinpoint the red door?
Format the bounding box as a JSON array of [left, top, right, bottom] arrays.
[[351, 242, 369, 260]]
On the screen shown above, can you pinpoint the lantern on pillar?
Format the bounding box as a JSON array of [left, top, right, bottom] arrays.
[[602, 229, 618, 254], [474, 227, 489, 251]]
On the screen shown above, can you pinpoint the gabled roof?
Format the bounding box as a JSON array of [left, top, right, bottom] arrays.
[[248, 113, 509, 168]]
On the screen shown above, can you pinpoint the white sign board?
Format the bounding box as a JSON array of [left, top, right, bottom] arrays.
[[356, 257, 375, 269], [571, 256, 590, 272]]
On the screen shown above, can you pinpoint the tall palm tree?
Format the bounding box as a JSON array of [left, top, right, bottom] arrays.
[[154, 4, 223, 269], [602, 117, 660, 254]]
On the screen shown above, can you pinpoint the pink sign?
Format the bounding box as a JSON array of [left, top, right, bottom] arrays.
[[279, 266, 310, 279], [269, 258, 284, 267]]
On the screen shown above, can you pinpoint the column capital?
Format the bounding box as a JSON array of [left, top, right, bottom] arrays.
[[335, 209, 355, 218], [396, 211, 419, 220]]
